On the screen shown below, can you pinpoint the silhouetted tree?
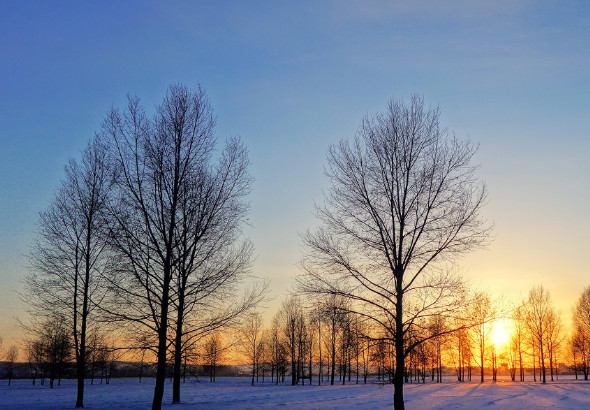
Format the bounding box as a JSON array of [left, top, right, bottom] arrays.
[[300, 95, 489, 409], [318, 295, 346, 385], [524, 285, 554, 384], [511, 305, 526, 381], [572, 332, 588, 380], [26, 136, 111, 407], [102, 85, 214, 408], [101, 85, 262, 408], [546, 308, 563, 381], [241, 313, 263, 385], [31, 317, 72, 389], [572, 286, 590, 380], [202, 333, 223, 382], [5, 345, 18, 386], [278, 297, 305, 385], [468, 292, 496, 383], [270, 314, 287, 384], [167, 127, 262, 401]]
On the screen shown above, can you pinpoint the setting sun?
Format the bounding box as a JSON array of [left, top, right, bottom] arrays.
[[491, 319, 511, 349]]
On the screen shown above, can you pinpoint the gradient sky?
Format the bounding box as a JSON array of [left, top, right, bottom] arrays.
[[1, 1, 589, 345]]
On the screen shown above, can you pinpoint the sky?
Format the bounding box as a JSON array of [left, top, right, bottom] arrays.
[[0, 1, 589, 345]]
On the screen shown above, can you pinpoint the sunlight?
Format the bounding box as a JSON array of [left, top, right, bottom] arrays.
[[491, 319, 511, 349]]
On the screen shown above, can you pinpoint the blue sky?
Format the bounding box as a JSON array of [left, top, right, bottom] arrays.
[[1, 1, 589, 342]]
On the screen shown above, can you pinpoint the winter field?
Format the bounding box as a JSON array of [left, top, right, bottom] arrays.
[[1, 377, 590, 409]]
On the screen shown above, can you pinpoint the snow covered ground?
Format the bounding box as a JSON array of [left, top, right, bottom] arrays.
[[1, 376, 590, 409]]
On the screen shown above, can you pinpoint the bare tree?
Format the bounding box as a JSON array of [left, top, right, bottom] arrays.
[[202, 333, 224, 382], [5, 345, 18, 386], [468, 292, 496, 383], [277, 297, 306, 385], [572, 331, 589, 380], [317, 295, 346, 386], [428, 315, 446, 383], [511, 305, 526, 381], [102, 86, 210, 409], [451, 316, 471, 382], [524, 285, 554, 384], [572, 286, 590, 380], [546, 308, 563, 381], [101, 84, 260, 408], [240, 312, 263, 385], [168, 132, 263, 401], [300, 95, 489, 409], [132, 332, 155, 384], [30, 316, 72, 389], [25, 341, 39, 385], [270, 314, 286, 384], [25, 136, 111, 407]]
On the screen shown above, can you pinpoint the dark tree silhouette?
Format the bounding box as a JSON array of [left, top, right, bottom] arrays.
[[467, 292, 496, 383], [26, 136, 111, 407], [240, 312, 263, 385], [573, 287, 590, 380], [5, 345, 18, 386], [101, 84, 261, 408], [101, 85, 215, 409], [524, 285, 554, 384], [300, 95, 489, 409], [30, 317, 72, 389], [202, 333, 224, 382]]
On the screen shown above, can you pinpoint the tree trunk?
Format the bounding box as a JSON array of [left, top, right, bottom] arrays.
[[152, 262, 172, 410], [480, 342, 484, 383], [291, 336, 297, 386], [76, 234, 92, 408], [393, 288, 405, 410], [330, 325, 336, 386], [172, 284, 185, 403], [540, 342, 546, 384], [318, 323, 322, 386]]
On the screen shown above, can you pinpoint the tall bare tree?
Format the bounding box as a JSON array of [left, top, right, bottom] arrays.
[[169, 142, 263, 399], [101, 84, 260, 408], [26, 136, 111, 407], [300, 95, 489, 409], [102, 85, 215, 409]]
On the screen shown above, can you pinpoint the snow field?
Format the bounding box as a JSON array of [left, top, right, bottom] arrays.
[[1, 376, 590, 409]]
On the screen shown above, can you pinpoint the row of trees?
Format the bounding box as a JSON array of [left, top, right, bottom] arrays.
[[239, 296, 373, 387], [8, 284, 590, 390], [19, 319, 119, 389], [238, 285, 587, 389], [23, 85, 266, 409]]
